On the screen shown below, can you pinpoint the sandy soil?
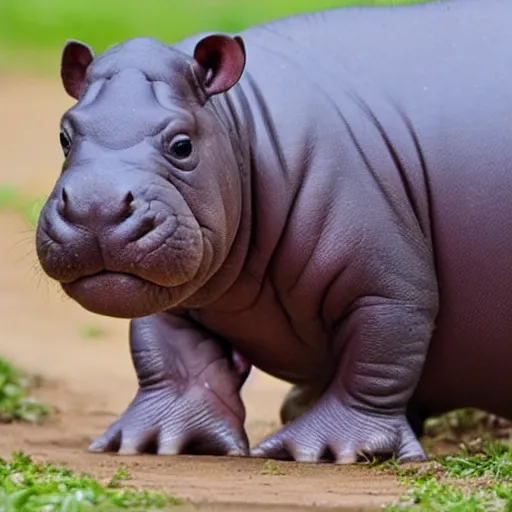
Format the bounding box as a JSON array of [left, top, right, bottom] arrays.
[[0, 76, 405, 510]]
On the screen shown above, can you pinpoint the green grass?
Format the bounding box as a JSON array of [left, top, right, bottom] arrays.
[[0, 358, 50, 424], [386, 442, 512, 511], [0, 358, 181, 511], [0, 0, 428, 73], [0, 452, 182, 511], [0, 356, 179, 510]]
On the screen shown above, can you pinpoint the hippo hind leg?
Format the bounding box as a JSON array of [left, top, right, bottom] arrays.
[[252, 302, 436, 463], [280, 383, 326, 425], [281, 386, 428, 455], [282, 386, 428, 436]]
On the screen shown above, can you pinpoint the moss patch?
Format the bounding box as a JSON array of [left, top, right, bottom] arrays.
[[0, 358, 51, 424], [0, 452, 183, 511]]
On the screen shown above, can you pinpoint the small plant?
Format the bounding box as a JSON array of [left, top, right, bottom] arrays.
[[107, 466, 132, 489], [79, 325, 106, 340], [0, 358, 51, 424], [261, 460, 286, 476], [0, 452, 183, 511]]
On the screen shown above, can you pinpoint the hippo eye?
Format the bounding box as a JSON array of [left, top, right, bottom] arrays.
[[60, 131, 72, 156], [169, 135, 193, 160]]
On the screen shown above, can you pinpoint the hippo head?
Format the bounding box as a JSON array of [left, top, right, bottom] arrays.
[[35, 35, 247, 318]]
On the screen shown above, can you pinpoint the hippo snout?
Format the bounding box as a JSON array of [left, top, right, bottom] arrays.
[[36, 169, 205, 318], [59, 184, 135, 229], [52, 180, 171, 249]]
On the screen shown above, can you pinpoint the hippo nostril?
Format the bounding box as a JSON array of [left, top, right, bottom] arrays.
[[58, 186, 70, 219], [119, 191, 135, 222], [123, 191, 134, 206]]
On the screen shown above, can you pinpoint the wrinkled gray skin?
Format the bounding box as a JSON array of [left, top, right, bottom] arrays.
[[36, 0, 512, 463]]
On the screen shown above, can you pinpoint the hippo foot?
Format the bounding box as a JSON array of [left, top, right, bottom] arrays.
[[252, 394, 426, 464], [89, 313, 251, 457], [89, 384, 250, 456]]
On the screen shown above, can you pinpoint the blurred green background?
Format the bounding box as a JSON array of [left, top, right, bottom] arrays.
[[0, 0, 425, 74]]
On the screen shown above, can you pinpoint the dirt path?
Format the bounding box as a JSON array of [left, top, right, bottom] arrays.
[[0, 76, 404, 510]]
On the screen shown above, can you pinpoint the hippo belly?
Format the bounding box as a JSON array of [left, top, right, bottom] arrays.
[[413, 122, 512, 419], [192, 280, 335, 387]]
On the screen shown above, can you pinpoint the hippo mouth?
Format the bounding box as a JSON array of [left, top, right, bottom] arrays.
[[61, 270, 172, 318], [37, 199, 209, 318], [63, 270, 149, 291]]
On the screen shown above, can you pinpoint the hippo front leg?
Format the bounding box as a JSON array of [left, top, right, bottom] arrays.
[[89, 312, 251, 456], [253, 301, 435, 463]]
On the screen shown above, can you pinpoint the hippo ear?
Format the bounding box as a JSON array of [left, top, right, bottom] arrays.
[[61, 40, 94, 100], [193, 34, 246, 98]]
